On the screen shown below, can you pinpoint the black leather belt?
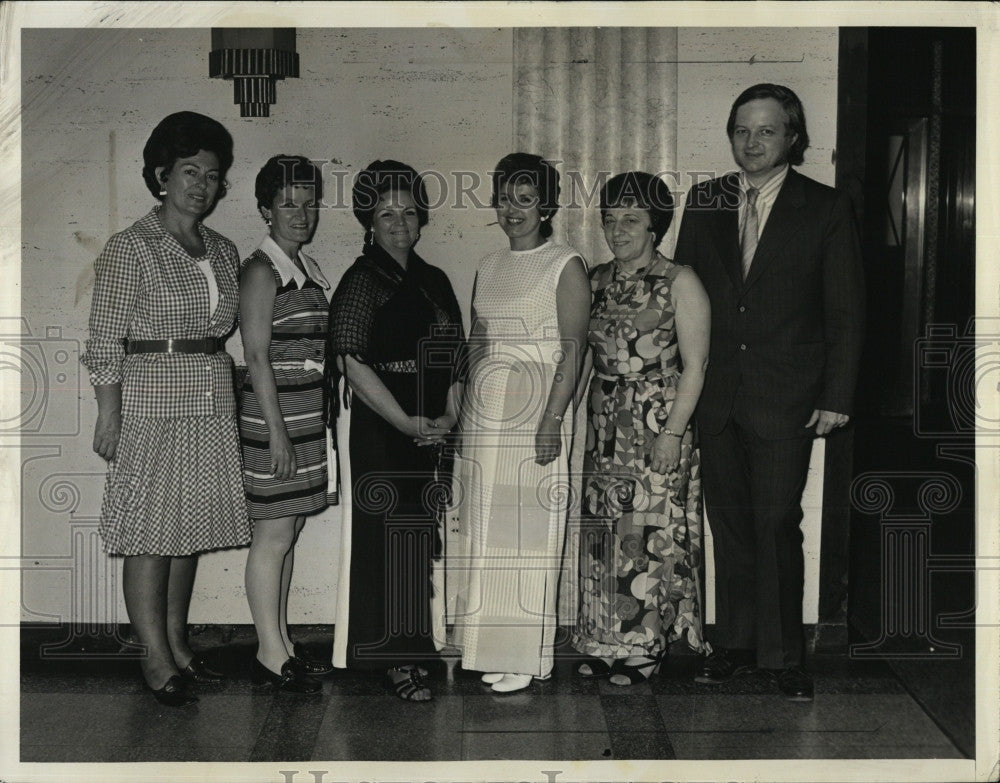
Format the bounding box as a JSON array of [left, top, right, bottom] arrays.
[[126, 338, 221, 355]]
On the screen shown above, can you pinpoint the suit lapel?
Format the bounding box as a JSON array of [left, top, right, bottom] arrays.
[[742, 168, 807, 291]]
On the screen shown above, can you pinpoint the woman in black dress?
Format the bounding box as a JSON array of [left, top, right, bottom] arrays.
[[325, 160, 465, 702]]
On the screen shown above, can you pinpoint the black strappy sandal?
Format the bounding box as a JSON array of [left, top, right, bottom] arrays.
[[387, 665, 433, 702]]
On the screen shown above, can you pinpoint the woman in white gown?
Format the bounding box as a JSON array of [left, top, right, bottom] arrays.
[[453, 153, 591, 693]]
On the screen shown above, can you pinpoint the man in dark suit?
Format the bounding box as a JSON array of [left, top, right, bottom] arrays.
[[673, 83, 864, 700]]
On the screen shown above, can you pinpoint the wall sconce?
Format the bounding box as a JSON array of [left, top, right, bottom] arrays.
[[209, 28, 299, 117]]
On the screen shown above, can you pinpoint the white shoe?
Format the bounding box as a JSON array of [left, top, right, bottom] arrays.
[[491, 673, 532, 693], [481, 672, 505, 684]]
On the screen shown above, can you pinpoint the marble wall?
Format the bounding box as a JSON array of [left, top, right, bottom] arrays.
[[18, 26, 837, 624], [511, 27, 838, 626], [19, 27, 514, 625]]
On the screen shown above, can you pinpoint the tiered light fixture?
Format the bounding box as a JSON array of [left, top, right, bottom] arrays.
[[209, 28, 299, 117]]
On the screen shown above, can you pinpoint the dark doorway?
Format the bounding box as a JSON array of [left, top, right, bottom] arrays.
[[838, 27, 976, 757]]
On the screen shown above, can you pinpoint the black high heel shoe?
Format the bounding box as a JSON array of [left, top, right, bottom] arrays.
[[181, 655, 227, 685], [251, 657, 321, 694], [293, 642, 334, 676], [147, 674, 199, 707]]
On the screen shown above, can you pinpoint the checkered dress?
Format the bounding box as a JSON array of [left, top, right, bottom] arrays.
[[82, 206, 252, 556]]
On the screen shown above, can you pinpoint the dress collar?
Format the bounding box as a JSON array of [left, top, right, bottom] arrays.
[[614, 250, 669, 280], [257, 235, 330, 290], [137, 204, 221, 259]]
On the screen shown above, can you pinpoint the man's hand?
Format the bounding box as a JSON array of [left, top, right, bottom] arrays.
[[806, 409, 850, 436]]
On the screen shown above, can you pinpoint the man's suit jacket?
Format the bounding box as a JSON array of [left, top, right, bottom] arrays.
[[674, 168, 865, 440]]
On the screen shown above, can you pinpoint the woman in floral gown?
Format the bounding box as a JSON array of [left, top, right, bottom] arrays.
[[572, 171, 711, 686]]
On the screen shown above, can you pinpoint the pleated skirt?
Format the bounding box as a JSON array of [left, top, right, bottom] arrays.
[[99, 414, 252, 556]]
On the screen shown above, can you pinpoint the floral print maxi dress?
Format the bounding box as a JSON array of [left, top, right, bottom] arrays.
[[572, 253, 707, 659]]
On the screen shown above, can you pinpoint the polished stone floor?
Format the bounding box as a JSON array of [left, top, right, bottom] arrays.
[[20, 627, 967, 762]]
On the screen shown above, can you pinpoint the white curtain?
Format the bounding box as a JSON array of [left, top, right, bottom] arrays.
[[513, 27, 679, 265], [512, 27, 680, 624]]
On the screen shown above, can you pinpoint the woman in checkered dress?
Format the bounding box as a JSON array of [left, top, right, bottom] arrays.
[[82, 112, 252, 707], [238, 155, 332, 693]]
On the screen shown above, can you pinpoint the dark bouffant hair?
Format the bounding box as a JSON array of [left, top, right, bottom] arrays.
[[726, 83, 809, 166], [141, 111, 234, 200], [599, 171, 675, 247], [255, 155, 324, 211], [351, 159, 430, 230], [491, 152, 561, 239]]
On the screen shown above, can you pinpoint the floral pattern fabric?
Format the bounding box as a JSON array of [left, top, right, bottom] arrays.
[[572, 253, 707, 659]]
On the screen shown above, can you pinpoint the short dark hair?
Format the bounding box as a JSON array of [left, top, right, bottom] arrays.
[[141, 111, 234, 200], [491, 152, 560, 238], [255, 155, 324, 211], [351, 160, 430, 229], [599, 171, 675, 247], [726, 83, 809, 166]]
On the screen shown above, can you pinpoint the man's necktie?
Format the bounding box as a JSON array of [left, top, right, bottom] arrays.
[[741, 187, 759, 279]]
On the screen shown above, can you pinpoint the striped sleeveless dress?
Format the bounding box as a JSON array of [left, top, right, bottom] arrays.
[[239, 247, 330, 519]]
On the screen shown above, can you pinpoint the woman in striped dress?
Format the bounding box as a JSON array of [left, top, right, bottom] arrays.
[[239, 155, 331, 693]]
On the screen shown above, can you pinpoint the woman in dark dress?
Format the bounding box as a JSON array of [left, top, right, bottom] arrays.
[[325, 160, 465, 702]]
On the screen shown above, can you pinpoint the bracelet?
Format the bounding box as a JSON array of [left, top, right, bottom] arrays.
[[544, 410, 564, 422]]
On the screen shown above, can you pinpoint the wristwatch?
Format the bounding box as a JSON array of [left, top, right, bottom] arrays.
[[661, 428, 683, 438]]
